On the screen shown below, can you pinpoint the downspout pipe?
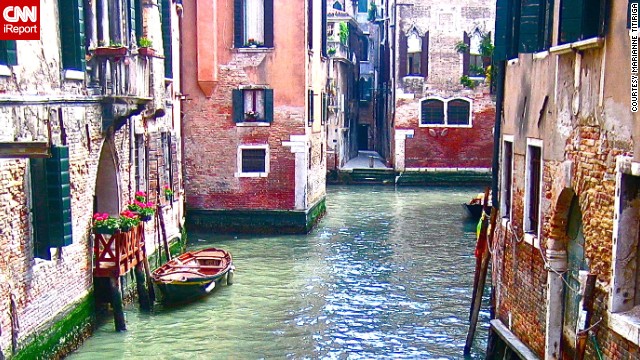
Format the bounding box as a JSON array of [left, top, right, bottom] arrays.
[[491, 60, 505, 209]]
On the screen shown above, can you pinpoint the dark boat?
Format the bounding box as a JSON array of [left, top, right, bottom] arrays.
[[152, 248, 234, 304], [463, 192, 491, 220]]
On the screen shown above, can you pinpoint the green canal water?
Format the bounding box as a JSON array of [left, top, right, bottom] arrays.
[[69, 186, 490, 359]]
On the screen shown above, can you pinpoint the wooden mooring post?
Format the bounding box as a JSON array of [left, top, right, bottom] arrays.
[[94, 223, 152, 331], [464, 188, 494, 355]]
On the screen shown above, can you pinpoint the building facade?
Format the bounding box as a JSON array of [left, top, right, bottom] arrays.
[[388, 0, 496, 184], [0, 0, 182, 357], [491, 0, 640, 358], [182, 0, 328, 233]]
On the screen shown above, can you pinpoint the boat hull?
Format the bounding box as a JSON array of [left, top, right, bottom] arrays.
[[151, 247, 234, 304], [155, 271, 230, 304], [463, 203, 491, 220]]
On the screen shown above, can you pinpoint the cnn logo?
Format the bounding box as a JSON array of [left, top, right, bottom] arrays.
[[0, 0, 39, 40]]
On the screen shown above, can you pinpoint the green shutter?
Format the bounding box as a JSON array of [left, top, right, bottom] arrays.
[[494, 0, 510, 60], [265, 89, 274, 123], [519, 0, 543, 52], [59, 0, 85, 71], [234, 0, 244, 47], [463, 32, 470, 75], [232, 89, 244, 123], [31, 145, 73, 260], [560, 0, 584, 44], [162, 0, 173, 78], [128, 0, 136, 42], [0, 41, 17, 66], [308, 90, 314, 126]]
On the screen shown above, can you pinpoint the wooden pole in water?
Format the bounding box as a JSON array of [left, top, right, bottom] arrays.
[[464, 188, 492, 355], [157, 204, 171, 261], [110, 276, 127, 331], [134, 263, 151, 311]]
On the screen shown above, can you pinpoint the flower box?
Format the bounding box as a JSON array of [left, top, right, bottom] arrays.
[[138, 47, 155, 57], [93, 46, 128, 57], [94, 226, 118, 235]]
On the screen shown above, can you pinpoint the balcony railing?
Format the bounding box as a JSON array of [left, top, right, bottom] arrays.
[[93, 223, 146, 278], [89, 51, 152, 98], [328, 41, 353, 63]]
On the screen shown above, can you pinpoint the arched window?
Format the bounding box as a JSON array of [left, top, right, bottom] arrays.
[[421, 99, 444, 125], [447, 99, 471, 125], [420, 98, 472, 126], [407, 31, 421, 76], [333, 1, 342, 10]]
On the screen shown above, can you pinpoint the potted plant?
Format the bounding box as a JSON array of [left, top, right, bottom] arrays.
[[244, 110, 259, 121], [454, 41, 469, 54], [93, 213, 120, 235], [138, 37, 155, 57], [127, 199, 156, 222], [245, 38, 263, 48], [163, 185, 174, 201], [94, 41, 128, 56], [368, 2, 377, 22], [328, 47, 336, 56], [119, 210, 140, 232], [479, 33, 494, 67]]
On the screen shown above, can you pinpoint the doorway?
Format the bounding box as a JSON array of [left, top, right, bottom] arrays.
[[357, 124, 369, 150]]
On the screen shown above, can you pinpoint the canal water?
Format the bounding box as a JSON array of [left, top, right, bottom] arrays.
[[69, 186, 490, 359]]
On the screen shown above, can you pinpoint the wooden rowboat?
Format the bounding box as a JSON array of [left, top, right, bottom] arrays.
[[151, 247, 234, 304]]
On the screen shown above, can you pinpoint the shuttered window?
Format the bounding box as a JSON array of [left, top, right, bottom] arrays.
[[502, 140, 513, 218], [519, 0, 553, 52], [234, 0, 274, 48], [232, 88, 274, 123], [421, 32, 429, 77], [128, 0, 143, 44], [59, 0, 85, 71], [308, 0, 313, 49], [494, 0, 521, 60], [161, 0, 173, 78], [321, 0, 327, 56], [322, 92, 328, 125], [0, 41, 17, 66], [398, 33, 407, 77], [560, 0, 605, 44], [31, 146, 73, 260]]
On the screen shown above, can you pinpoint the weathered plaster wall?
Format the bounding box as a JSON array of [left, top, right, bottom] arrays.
[[493, 0, 638, 357]]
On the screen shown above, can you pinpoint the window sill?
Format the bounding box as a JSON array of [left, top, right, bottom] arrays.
[[533, 51, 549, 60], [419, 123, 472, 128], [524, 232, 539, 248], [610, 310, 640, 346], [549, 37, 604, 55], [236, 122, 270, 127], [63, 69, 85, 81], [0, 65, 12, 77], [236, 47, 274, 53], [236, 172, 268, 178]]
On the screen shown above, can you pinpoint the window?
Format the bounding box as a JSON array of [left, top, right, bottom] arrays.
[[0, 41, 17, 66], [308, 90, 314, 126], [358, 0, 368, 13], [234, 0, 274, 48], [399, 30, 428, 77], [58, 0, 85, 71], [232, 88, 274, 123], [611, 159, 640, 345], [134, 134, 147, 192], [30, 146, 73, 260], [308, 0, 313, 49], [463, 30, 492, 77], [420, 97, 471, 126], [501, 137, 514, 219], [559, 0, 605, 44], [518, 0, 553, 52], [361, 36, 369, 61], [494, 0, 521, 60], [524, 140, 542, 238], [407, 32, 421, 75], [333, 1, 343, 10], [359, 77, 372, 102], [161, 0, 173, 78], [237, 145, 269, 176], [161, 132, 172, 191]]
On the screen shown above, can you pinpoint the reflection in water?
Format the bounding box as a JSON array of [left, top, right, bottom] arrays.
[[70, 186, 489, 359]]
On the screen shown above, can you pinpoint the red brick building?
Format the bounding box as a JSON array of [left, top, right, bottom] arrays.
[[389, 0, 496, 184], [182, 0, 328, 233], [490, 0, 640, 358]]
